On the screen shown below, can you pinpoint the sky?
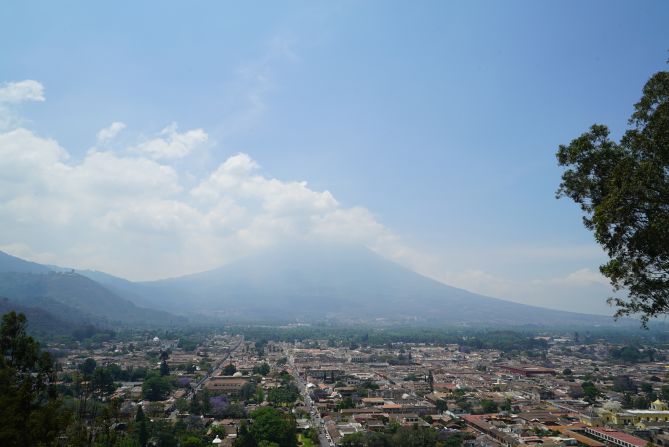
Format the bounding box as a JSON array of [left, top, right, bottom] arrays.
[[0, 1, 668, 315]]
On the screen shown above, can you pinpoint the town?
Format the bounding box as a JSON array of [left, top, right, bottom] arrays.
[[25, 320, 669, 447]]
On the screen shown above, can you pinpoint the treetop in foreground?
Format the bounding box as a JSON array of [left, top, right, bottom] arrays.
[[557, 68, 669, 325]]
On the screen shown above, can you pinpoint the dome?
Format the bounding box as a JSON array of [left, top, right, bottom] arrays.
[[233, 372, 243, 377], [651, 399, 668, 411]]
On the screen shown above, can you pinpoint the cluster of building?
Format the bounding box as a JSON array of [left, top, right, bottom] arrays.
[[51, 331, 669, 447]]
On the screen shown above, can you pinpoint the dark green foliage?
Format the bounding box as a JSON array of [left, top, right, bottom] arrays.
[[135, 405, 145, 422], [181, 435, 204, 447], [136, 406, 149, 447], [160, 360, 170, 376], [234, 422, 257, 447], [336, 397, 355, 411], [142, 374, 173, 401], [341, 426, 440, 447], [581, 381, 601, 404], [72, 324, 115, 342], [248, 407, 297, 447], [223, 363, 237, 375], [479, 399, 498, 414], [267, 383, 300, 405], [92, 366, 116, 396], [201, 388, 211, 414], [240, 382, 258, 401], [178, 338, 198, 352], [105, 364, 148, 381], [0, 311, 69, 446], [189, 393, 201, 415], [609, 345, 658, 363], [661, 385, 669, 401], [253, 362, 271, 376], [0, 297, 79, 337], [80, 357, 97, 377], [556, 69, 669, 324], [634, 395, 650, 409], [622, 393, 634, 409], [612, 375, 637, 393], [303, 428, 320, 445]]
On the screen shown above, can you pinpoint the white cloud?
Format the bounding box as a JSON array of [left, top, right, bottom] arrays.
[[96, 121, 126, 143], [0, 80, 46, 130], [133, 123, 208, 159], [0, 121, 619, 314], [533, 268, 609, 286], [0, 80, 45, 103], [0, 122, 400, 279], [0, 79, 618, 313]]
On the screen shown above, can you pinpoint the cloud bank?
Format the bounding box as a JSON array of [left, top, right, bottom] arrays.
[[0, 79, 614, 314], [0, 88, 403, 279], [0, 80, 45, 103]]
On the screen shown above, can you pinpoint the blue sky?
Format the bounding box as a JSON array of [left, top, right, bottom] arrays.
[[1, 1, 668, 314]]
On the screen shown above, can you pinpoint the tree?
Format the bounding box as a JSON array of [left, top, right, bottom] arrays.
[[613, 375, 637, 393], [341, 432, 366, 447], [480, 399, 498, 414], [0, 311, 68, 446], [392, 426, 437, 447], [556, 69, 669, 325], [234, 421, 257, 447], [581, 381, 600, 404], [181, 435, 203, 447], [92, 366, 116, 396], [189, 393, 201, 415], [223, 363, 237, 376], [80, 357, 97, 378], [622, 393, 634, 409], [253, 362, 270, 376], [142, 374, 172, 401], [249, 407, 297, 447], [336, 397, 355, 411], [201, 389, 212, 415], [136, 406, 149, 447], [160, 360, 170, 376]]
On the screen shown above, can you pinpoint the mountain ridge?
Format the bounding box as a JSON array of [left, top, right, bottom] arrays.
[[132, 242, 620, 326], [0, 251, 183, 328], [0, 245, 623, 327]]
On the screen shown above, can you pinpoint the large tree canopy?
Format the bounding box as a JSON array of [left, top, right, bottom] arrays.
[[0, 312, 67, 446], [557, 69, 669, 325]]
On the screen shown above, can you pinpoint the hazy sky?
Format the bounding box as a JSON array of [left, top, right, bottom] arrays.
[[1, 1, 668, 315]]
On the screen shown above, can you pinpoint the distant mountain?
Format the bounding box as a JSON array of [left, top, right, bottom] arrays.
[[0, 252, 183, 328], [135, 242, 620, 327], [0, 245, 624, 327], [0, 250, 51, 274], [0, 297, 76, 336]]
